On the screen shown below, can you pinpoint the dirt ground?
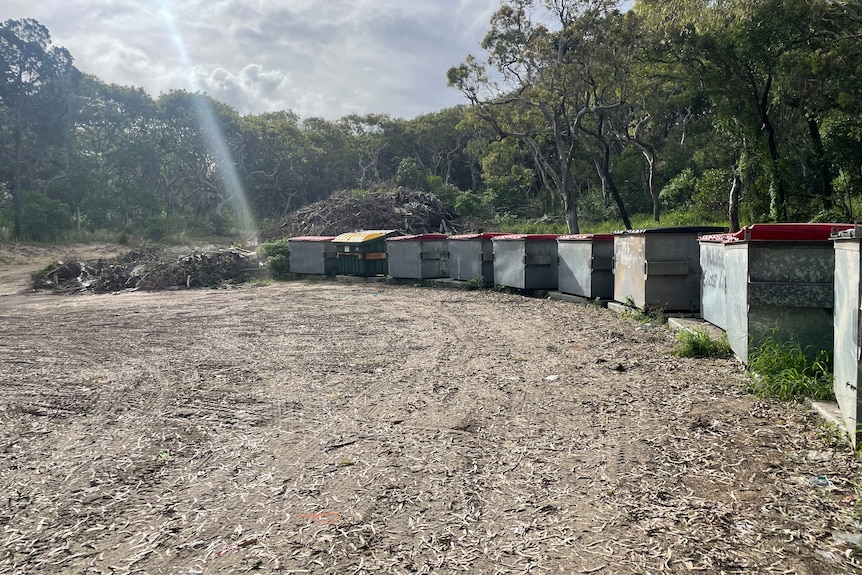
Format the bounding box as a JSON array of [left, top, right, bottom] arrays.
[[1, 244, 861, 574]]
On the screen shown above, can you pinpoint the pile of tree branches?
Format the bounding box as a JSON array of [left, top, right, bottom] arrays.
[[32, 247, 260, 294], [274, 188, 458, 239]]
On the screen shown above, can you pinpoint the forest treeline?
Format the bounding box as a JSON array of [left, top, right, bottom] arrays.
[[1, 0, 861, 242]]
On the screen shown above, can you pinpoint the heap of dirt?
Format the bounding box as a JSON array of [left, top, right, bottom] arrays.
[[31, 247, 259, 294], [272, 187, 457, 239]]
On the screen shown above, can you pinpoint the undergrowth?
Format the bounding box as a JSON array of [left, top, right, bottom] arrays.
[[674, 328, 732, 358], [745, 337, 834, 401], [620, 296, 666, 325]]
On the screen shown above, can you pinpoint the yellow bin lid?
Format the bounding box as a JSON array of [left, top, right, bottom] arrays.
[[333, 230, 397, 244]]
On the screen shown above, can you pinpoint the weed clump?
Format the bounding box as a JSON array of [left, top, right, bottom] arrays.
[[674, 328, 732, 358], [745, 337, 834, 401]]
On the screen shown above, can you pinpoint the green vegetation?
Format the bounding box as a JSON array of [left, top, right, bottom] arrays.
[[258, 239, 291, 280], [621, 296, 666, 326], [673, 328, 732, 358], [2, 2, 862, 244], [745, 337, 834, 401]]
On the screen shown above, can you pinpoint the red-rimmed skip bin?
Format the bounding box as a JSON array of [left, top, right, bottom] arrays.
[[447, 233, 508, 284], [492, 234, 560, 290], [614, 226, 726, 312], [288, 236, 337, 275], [386, 234, 449, 279], [699, 223, 852, 364], [557, 234, 614, 299], [830, 226, 862, 447], [333, 230, 401, 276]]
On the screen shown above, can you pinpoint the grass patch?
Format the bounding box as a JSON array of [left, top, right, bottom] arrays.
[[745, 337, 834, 401], [674, 328, 732, 358], [620, 296, 666, 326]]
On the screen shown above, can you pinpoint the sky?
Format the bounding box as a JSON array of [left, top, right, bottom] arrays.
[[3, 0, 502, 120]]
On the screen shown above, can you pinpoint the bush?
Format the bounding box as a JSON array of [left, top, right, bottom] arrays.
[[259, 239, 291, 280], [745, 337, 834, 401], [674, 328, 732, 358]]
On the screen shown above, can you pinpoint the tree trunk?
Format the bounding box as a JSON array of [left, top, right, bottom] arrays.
[[729, 163, 741, 233], [806, 115, 834, 213], [593, 145, 632, 230], [563, 181, 579, 233], [12, 105, 24, 238]]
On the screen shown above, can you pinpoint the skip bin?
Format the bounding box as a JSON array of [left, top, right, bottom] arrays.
[[698, 232, 737, 330], [716, 223, 852, 364], [386, 234, 449, 279], [332, 230, 400, 276], [493, 234, 560, 290], [614, 226, 725, 312], [448, 233, 507, 284], [288, 236, 338, 275], [557, 234, 614, 298], [833, 226, 862, 447]]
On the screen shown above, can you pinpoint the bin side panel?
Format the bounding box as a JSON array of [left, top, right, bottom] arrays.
[[725, 244, 750, 362], [524, 240, 558, 290], [834, 241, 862, 446], [559, 241, 613, 298], [290, 242, 328, 275], [642, 232, 703, 311], [494, 241, 526, 289], [700, 242, 727, 329], [419, 240, 449, 279], [614, 235, 647, 308], [387, 241, 422, 278], [749, 243, 835, 283]]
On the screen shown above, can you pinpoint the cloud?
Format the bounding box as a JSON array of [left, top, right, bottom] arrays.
[[2, 0, 501, 119]]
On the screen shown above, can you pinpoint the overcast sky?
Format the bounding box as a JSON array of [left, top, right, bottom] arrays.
[[4, 0, 502, 120]]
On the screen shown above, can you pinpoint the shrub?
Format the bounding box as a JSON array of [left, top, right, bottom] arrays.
[[259, 239, 291, 280]]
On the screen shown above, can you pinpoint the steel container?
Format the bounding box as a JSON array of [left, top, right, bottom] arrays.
[[288, 236, 338, 275], [832, 227, 862, 446], [386, 234, 449, 279], [492, 234, 560, 290], [613, 226, 725, 311], [557, 234, 614, 298], [704, 224, 851, 364], [447, 233, 506, 284], [332, 230, 400, 276]]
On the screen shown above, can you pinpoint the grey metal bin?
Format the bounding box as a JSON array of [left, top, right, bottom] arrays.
[[493, 234, 560, 290], [832, 227, 862, 446], [703, 223, 851, 364], [447, 233, 507, 284], [557, 234, 614, 298], [288, 236, 338, 275], [386, 233, 449, 279], [613, 226, 725, 312]]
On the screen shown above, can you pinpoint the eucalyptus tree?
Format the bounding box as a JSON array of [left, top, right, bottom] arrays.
[[0, 18, 76, 237], [448, 0, 637, 232]]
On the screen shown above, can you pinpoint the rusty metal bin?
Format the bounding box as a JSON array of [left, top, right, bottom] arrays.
[[288, 236, 338, 275], [557, 234, 614, 298], [706, 223, 852, 364], [332, 230, 400, 276], [386, 234, 449, 279], [493, 234, 560, 290], [832, 227, 862, 446], [447, 233, 507, 284], [613, 226, 725, 311]]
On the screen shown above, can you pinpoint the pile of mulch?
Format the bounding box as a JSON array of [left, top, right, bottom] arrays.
[[31, 247, 259, 294], [273, 187, 457, 239]]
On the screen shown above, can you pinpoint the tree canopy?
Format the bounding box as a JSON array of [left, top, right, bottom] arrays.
[[1, 4, 861, 241]]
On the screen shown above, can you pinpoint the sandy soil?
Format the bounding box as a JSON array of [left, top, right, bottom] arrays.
[[0, 245, 860, 574]]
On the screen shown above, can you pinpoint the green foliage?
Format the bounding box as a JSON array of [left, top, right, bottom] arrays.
[[258, 239, 291, 280], [19, 191, 72, 241], [673, 328, 732, 358], [583, 210, 729, 234], [745, 337, 834, 401], [620, 296, 667, 325]]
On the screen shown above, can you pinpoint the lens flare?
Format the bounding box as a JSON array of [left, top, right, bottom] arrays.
[[158, 1, 257, 243]]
